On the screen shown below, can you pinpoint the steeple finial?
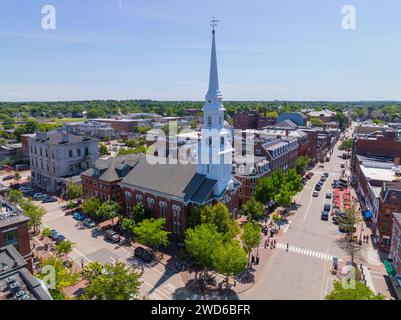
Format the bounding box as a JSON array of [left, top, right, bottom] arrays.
[[206, 17, 222, 102], [210, 16, 219, 34]]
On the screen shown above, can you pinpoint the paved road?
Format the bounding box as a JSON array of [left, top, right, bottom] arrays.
[[37, 200, 185, 300], [240, 136, 350, 300]]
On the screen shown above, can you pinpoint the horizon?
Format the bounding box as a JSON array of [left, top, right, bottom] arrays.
[[1, 0, 401, 101]]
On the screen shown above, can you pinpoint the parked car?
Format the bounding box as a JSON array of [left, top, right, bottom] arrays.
[[42, 196, 57, 203], [320, 175, 327, 181], [72, 211, 85, 221], [306, 172, 314, 179], [326, 192, 332, 199], [104, 230, 121, 243], [315, 184, 322, 191], [83, 218, 96, 228], [33, 193, 45, 200], [321, 211, 329, 221], [2, 175, 14, 181], [134, 247, 154, 263], [324, 172, 329, 177], [313, 191, 319, 197], [55, 235, 66, 244], [324, 204, 331, 212], [50, 229, 59, 241], [340, 163, 345, 168]]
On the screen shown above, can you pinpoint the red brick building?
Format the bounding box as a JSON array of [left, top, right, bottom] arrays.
[[233, 155, 270, 207], [376, 182, 401, 251], [353, 128, 401, 160], [0, 199, 32, 272], [390, 212, 401, 275], [81, 154, 143, 204], [119, 160, 240, 236], [233, 111, 276, 130]]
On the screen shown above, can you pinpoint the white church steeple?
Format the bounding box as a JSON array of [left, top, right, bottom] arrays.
[[197, 18, 234, 196]]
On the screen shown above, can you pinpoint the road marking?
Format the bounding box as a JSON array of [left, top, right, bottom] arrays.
[[303, 196, 314, 221], [276, 243, 338, 262]]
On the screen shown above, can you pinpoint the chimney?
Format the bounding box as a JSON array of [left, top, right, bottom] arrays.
[[61, 132, 69, 143]]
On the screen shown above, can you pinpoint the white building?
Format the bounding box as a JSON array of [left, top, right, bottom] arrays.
[[28, 129, 99, 194]]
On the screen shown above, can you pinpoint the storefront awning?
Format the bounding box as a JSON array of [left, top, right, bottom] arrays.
[[363, 210, 373, 219], [384, 259, 397, 277]]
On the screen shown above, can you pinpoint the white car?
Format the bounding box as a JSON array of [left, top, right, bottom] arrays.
[[313, 191, 319, 197]]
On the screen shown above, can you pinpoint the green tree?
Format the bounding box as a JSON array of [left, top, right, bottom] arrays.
[[295, 156, 309, 174], [131, 203, 149, 223], [55, 240, 75, 257], [6, 189, 23, 204], [99, 143, 109, 156], [254, 176, 276, 204], [21, 199, 46, 233], [185, 223, 223, 278], [275, 185, 293, 207], [66, 182, 83, 200], [212, 240, 247, 287], [283, 168, 303, 195], [310, 118, 325, 127], [81, 197, 101, 219], [339, 139, 353, 152], [271, 211, 282, 226], [117, 147, 136, 156], [337, 204, 362, 265], [83, 262, 142, 300], [97, 200, 120, 224], [38, 256, 80, 300], [326, 280, 385, 300], [242, 197, 265, 221], [241, 222, 261, 264], [41, 227, 52, 238], [80, 261, 104, 283], [199, 203, 239, 241], [133, 218, 170, 253]]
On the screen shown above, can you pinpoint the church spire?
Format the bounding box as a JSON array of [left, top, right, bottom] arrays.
[[206, 17, 222, 102]]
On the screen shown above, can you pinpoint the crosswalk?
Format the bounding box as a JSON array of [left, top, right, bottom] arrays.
[[275, 243, 337, 261], [147, 283, 177, 300]]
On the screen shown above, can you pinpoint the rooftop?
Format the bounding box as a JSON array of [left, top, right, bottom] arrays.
[[0, 198, 29, 229], [0, 245, 52, 300]]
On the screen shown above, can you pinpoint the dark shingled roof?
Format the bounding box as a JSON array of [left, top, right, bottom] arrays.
[[120, 157, 218, 204], [81, 154, 143, 182]]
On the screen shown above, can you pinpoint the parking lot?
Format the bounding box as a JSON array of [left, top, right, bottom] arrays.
[[36, 197, 185, 299]]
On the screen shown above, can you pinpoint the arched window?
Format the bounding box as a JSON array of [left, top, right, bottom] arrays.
[[172, 205, 181, 235], [147, 198, 155, 214], [159, 201, 167, 219], [207, 116, 212, 126]]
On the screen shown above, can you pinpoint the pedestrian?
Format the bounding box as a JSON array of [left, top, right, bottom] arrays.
[[273, 240, 276, 247], [286, 243, 289, 252], [255, 256, 259, 265], [251, 255, 255, 264], [264, 240, 267, 249], [366, 236, 369, 244]]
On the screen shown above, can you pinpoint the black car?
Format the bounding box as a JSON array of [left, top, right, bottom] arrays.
[[321, 211, 329, 221], [324, 204, 331, 212], [134, 247, 154, 263], [104, 229, 121, 243], [315, 184, 322, 191]]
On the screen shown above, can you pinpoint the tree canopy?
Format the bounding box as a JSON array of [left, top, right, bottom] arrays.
[[133, 218, 170, 252], [326, 280, 385, 300]]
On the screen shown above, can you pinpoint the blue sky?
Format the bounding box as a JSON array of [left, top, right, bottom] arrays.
[[1, 0, 401, 101]]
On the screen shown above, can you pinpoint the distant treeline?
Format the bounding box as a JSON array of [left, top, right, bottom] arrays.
[[0, 100, 400, 119]]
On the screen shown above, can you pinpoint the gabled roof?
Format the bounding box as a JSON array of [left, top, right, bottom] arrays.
[[81, 154, 143, 182], [119, 158, 219, 204], [274, 119, 298, 129]]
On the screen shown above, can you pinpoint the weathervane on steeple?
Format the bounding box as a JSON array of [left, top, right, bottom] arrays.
[[210, 16, 219, 34]]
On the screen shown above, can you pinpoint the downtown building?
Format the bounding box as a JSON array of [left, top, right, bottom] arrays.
[[28, 129, 99, 194]]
